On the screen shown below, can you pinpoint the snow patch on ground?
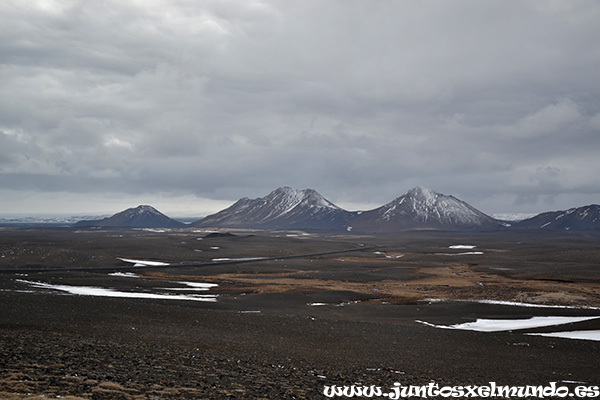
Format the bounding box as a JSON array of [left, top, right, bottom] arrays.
[[211, 257, 266, 262], [449, 245, 476, 249], [178, 281, 218, 289], [423, 298, 600, 310], [109, 272, 140, 278], [417, 316, 600, 332], [434, 251, 484, 256], [118, 258, 170, 267], [527, 330, 600, 342], [16, 280, 217, 302]]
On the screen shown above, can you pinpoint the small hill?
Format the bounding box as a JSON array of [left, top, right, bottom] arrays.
[[74, 205, 184, 228]]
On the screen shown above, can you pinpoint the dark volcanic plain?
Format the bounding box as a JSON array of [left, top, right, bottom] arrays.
[[1, 227, 599, 399]]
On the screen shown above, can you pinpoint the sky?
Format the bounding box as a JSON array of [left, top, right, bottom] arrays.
[[1, 0, 600, 217]]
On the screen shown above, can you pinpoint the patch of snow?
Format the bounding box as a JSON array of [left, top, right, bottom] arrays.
[[118, 258, 170, 267], [449, 245, 476, 249], [417, 316, 600, 332], [212, 257, 265, 262], [540, 222, 552, 228], [210, 246, 220, 250], [308, 302, 328, 306], [16, 280, 217, 302], [177, 281, 218, 289], [422, 298, 600, 310], [434, 252, 484, 256], [109, 272, 140, 278], [527, 330, 600, 342]]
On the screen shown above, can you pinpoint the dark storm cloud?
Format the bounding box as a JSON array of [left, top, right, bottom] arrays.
[[1, 1, 600, 215]]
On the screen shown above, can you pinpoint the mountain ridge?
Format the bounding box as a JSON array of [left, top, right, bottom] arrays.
[[191, 187, 356, 230], [348, 186, 505, 232], [192, 186, 503, 232], [513, 204, 600, 231]]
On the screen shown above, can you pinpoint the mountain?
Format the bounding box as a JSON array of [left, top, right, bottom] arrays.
[[74, 205, 185, 228], [191, 187, 356, 230], [513, 205, 600, 231], [349, 186, 505, 232]]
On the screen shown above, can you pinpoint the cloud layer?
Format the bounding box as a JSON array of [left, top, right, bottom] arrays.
[[1, 1, 600, 215]]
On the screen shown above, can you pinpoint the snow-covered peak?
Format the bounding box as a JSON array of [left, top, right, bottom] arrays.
[[265, 187, 306, 215], [374, 186, 499, 227], [266, 187, 341, 212], [405, 186, 440, 205], [121, 205, 163, 217], [135, 205, 161, 215]]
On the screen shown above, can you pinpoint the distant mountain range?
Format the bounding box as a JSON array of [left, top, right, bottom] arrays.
[[69, 187, 600, 232], [512, 205, 600, 231]]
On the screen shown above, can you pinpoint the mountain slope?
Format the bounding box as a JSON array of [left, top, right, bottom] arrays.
[[349, 186, 504, 232], [513, 205, 600, 231], [192, 187, 355, 230], [75, 205, 185, 228]]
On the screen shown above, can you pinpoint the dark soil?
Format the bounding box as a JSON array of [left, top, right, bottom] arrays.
[[1, 228, 599, 398]]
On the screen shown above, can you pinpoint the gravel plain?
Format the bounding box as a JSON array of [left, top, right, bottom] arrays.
[[1, 228, 599, 399]]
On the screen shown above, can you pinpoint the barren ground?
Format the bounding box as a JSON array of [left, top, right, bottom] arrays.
[[1, 228, 599, 398]]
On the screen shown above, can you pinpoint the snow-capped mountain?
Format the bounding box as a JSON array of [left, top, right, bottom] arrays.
[[191, 187, 356, 230], [349, 186, 505, 232], [513, 205, 600, 231], [75, 205, 185, 228]]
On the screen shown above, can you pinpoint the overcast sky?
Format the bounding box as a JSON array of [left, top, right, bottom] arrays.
[[1, 1, 599, 217]]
